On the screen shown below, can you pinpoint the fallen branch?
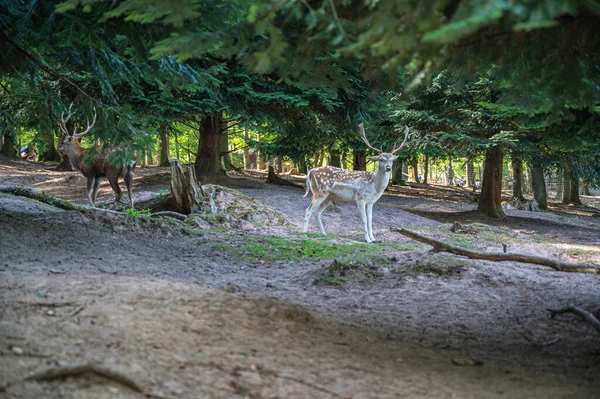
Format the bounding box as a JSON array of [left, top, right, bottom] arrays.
[[391, 228, 600, 274], [0, 185, 81, 211], [0, 362, 143, 394], [150, 211, 187, 221], [29, 302, 78, 308], [548, 304, 600, 333]]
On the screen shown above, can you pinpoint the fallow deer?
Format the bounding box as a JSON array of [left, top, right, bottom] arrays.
[[303, 123, 409, 242], [58, 105, 135, 209]]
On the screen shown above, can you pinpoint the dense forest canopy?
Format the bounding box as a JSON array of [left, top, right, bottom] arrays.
[[1, 0, 599, 216]]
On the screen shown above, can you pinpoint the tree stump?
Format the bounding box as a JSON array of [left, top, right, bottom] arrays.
[[170, 159, 204, 214]]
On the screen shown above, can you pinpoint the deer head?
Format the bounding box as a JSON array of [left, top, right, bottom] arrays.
[[58, 103, 97, 156], [359, 123, 409, 172]]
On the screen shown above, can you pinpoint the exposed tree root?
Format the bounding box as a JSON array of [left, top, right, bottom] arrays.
[[266, 166, 303, 188], [0, 185, 81, 210], [150, 211, 187, 221], [391, 228, 600, 274], [548, 304, 600, 333]]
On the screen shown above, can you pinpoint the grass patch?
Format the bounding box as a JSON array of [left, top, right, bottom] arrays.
[[214, 234, 419, 265]]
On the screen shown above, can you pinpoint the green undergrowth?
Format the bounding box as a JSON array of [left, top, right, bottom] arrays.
[[421, 222, 551, 249], [212, 234, 420, 265]]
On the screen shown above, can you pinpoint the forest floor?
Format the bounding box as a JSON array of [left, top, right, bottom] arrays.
[[1, 156, 599, 399]]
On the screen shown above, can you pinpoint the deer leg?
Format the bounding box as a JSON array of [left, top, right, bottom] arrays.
[[304, 195, 327, 234], [356, 200, 371, 243], [314, 197, 333, 235], [366, 202, 376, 242], [107, 179, 123, 209], [124, 170, 134, 209], [86, 177, 96, 207], [92, 177, 102, 206]]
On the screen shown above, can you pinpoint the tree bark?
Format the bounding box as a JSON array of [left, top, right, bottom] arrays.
[[447, 156, 454, 185], [423, 155, 429, 185], [353, 150, 366, 171], [477, 146, 505, 218], [243, 127, 251, 169], [195, 112, 227, 182], [412, 157, 419, 182], [298, 159, 308, 174], [146, 150, 154, 166], [531, 162, 548, 210], [571, 173, 581, 205], [221, 130, 237, 171], [391, 161, 405, 185], [525, 165, 533, 194], [170, 159, 203, 214], [562, 168, 572, 204], [511, 155, 525, 200], [159, 122, 170, 166], [0, 132, 17, 158], [329, 149, 341, 168], [466, 160, 475, 188], [554, 168, 564, 201], [39, 131, 60, 162]]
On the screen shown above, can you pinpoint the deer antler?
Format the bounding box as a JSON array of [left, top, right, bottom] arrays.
[[358, 123, 382, 154], [390, 126, 409, 155], [60, 103, 74, 136], [73, 107, 97, 138]]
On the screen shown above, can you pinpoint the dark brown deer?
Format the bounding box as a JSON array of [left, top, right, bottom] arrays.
[[58, 105, 135, 209]]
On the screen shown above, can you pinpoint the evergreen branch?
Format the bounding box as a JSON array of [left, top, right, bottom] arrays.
[[222, 119, 247, 132], [222, 145, 249, 154], [0, 29, 140, 136], [0, 29, 96, 103]]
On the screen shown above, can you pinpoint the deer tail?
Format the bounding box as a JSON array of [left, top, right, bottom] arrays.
[[303, 170, 311, 197]]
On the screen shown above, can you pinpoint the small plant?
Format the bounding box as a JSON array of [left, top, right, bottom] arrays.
[[125, 208, 152, 218]]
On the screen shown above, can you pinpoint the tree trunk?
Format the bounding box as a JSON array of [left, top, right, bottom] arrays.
[[402, 163, 408, 182], [221, 130, 237, 171], [466, 160, 475, 187], [353, 150, 366, 171], [571, 173, 581, 205], [525, 165, 533, 194], [423, 155, 429, 184], [511, 155, 525, 200], [447, 156, 454, 185], [243, 127, 251, 170], [314, 151, 322, 169], [39, 131, 60, 162], [146, 150, 154, 166], [554, 168, 564, 201], [0, 132, 17, 158], [330, 149, 341, 168], [477, 147, 505, 218], [391, 161, 404, 185], [298, 159, 308, 174], [531, 163, 548, 210], [159, 122, 170, 166], [562, 169, 572, 204], [411, 158, 419, 182], [195, 112, 227, 182]]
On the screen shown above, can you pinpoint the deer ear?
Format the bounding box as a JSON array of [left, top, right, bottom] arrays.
[[390, 155, 399, 161], [369, 156, 381, 162]]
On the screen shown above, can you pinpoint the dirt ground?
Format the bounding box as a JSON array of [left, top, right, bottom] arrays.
[[1, 156, 599, 399]]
